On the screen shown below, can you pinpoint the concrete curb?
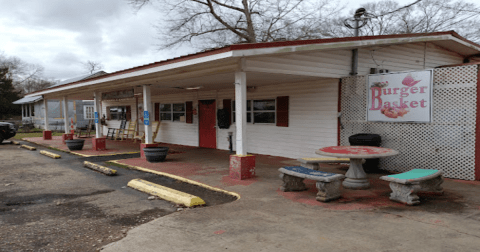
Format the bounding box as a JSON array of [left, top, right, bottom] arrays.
[[127, 178, 206, 207], [109, 160, 241, 200], [83, 161, 117, 176], [20, 144, 36, 151], [40, 150, 61, 159]]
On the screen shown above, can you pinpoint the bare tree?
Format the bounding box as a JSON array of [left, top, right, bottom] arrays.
[[331, 0, 480, 43], [0, 52, 55, 94], [129, 0, 343, 50], [82, 60, 104, 74]]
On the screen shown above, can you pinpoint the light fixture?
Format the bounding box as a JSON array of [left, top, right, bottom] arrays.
[[185, 86, 203, 90]]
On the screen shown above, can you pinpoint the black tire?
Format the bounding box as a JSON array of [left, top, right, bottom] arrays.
[[0, 133, 4, 144]]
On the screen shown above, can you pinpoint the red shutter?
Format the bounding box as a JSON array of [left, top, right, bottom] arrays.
[[155, 103, 160, 121], [276, 96, 289, 127], [106, 106, 111, 120], [223, 99, 232, 125], [125, 106, 132, 121], [186, 101, 193, 124]]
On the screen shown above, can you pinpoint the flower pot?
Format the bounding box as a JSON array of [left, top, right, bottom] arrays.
[[143, 147, 169, 163], [65, 139, 85, 151]]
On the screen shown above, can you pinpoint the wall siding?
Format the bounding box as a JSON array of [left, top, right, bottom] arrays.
[[99, 42, 464, 159], [252, 42, 463, 78], [101, 80, 340, 159]]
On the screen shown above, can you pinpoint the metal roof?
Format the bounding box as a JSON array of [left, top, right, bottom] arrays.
[[52, 71, 107, 87], [25, 31, 480, 97], [12, 95, 43, 104]]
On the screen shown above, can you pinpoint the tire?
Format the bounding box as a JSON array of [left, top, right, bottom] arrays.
[[0, 133, 4, 144]]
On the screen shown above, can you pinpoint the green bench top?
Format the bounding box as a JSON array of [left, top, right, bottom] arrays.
[[380, 169, 443, 184]]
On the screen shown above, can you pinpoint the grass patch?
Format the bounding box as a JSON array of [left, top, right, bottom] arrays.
[[105, 161, 132, 170], [13, 132, 63, 140]]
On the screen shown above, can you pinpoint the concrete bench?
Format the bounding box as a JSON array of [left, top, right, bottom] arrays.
[[298, 157, 350, 170], [380, 169, 444, 205], [279, 166, 345, 202]]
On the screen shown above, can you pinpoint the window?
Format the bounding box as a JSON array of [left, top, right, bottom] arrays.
[[159, 103, 185, 122], [253, 99, 275, 124], [232, 99, 275, 124], [84, 105, 95, 119], [109, 106, 127, 120]]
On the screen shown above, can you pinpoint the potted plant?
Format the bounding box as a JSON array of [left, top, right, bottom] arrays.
[[143, 147, 169, 163], [65, 139, 85, 151]]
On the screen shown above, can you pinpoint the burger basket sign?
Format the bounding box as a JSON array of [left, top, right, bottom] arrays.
[[367, 70, 433, 123]]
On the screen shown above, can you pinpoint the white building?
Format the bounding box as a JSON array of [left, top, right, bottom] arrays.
[[25, 31, 480, 179]]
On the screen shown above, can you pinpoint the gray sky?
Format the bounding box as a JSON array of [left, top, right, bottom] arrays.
[[0, 0, 476, 81], [0, 0, 190, 80]]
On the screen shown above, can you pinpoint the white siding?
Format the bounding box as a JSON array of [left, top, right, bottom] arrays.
[[99, 42, 463, 159], [217, 80, 339, 159], [249, 42, 463, 78], [101, 79, 339, 159]]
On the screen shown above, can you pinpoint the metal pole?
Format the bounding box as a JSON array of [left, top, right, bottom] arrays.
[[351, 19, 359, 76]]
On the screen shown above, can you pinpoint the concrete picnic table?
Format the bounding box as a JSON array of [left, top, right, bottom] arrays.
[[315, 146, 399, 190]]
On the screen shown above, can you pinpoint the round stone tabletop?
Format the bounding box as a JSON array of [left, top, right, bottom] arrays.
[[315, 146, 399, 159]]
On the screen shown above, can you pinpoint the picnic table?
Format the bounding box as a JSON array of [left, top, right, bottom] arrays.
[[315, 146, 399, 190]]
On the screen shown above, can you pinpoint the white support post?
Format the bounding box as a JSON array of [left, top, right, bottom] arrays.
[[94, 91, 102, 138], [21, 104, 24, 119], [43, 99, 49, 130], [29, 104, 32, 117], [143, 85, 153, 144], [62, 96, 69, 134], [235, 71, 247, 155]]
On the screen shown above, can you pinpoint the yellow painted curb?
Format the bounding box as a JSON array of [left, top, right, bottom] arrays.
[[40, 150, 61, 159], [20, 144, 36, 151], [83, 161, 117, 175], [127, 178, 206, 207], [110, 160, 241, 200], [11, 141, 20, 145]]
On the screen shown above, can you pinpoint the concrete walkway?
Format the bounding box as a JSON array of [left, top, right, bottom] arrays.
[[102, 148, 480, 252]]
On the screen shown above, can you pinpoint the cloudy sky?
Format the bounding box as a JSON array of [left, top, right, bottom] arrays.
[[0, 0, 188, 80], [0, 0, 475, 81]]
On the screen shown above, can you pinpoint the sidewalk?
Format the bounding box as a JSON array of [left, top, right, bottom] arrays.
[[102, 148, 480, 252]]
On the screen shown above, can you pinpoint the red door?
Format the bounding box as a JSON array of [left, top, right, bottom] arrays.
[[199, 100, 217, 148]]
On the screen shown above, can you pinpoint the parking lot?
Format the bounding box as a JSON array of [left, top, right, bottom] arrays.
[[0, 142, 178, 251]]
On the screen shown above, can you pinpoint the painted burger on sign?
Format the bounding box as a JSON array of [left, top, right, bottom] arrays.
[[367, 70, 433, 123]]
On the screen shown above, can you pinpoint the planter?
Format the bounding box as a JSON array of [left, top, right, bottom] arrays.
[[65, 139, 85, 151], [143, 147, 169, 163]]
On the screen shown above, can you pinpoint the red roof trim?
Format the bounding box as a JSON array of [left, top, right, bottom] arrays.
[[28, 31, 480, 96], [230, 31, 480, 50]]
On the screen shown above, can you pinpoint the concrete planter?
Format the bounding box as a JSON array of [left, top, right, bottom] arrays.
[[143, 147, 169, 163], [65, 139, 85, 151]]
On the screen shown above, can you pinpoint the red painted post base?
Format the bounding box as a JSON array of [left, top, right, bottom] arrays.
[[43, 130, 52, 140], [140, 143, 159, 158], [229, 155, 256, 180], [70, 129, 75, 134], [92, 137, 106, 151], [62, 133, 74, 144]]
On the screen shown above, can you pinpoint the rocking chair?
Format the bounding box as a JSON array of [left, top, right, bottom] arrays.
[[120, 121, 137, 140], [76, 119, 94, 138], [133, 121, 161, 143]]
